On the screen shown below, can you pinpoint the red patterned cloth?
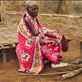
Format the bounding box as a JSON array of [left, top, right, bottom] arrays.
[[16, 14, 62, 74]]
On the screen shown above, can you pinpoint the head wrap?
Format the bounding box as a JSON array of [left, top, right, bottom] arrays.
[[25, 1, 38, 8]]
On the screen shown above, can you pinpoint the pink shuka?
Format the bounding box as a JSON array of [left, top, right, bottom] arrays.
[[16, 14, 62, 74]]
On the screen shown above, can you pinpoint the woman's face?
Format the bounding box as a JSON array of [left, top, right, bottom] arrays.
[[27, 5, 39, 18]]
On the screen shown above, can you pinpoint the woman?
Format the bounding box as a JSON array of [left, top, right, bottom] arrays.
[[16, 1, 68, 74]]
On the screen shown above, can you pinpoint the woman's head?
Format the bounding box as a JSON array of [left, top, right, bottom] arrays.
[[25, 1, 39, 18]]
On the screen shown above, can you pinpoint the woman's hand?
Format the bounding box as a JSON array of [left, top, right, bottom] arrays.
[[40, 40, 59, 46], [48, 41, 55, 46], [47, 41, 59, 46]]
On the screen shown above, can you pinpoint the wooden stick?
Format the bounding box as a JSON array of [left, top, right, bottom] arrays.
[[0, 42, 17, 49], [18, 71, 70, 76], [41, 14, 82, 18], [62, 67, 82, 79], [4, 11, 82, 18], [2, 49, 7, 63]]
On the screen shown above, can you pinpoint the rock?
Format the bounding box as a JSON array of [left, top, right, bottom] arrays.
[[71, 59, 82, 64]]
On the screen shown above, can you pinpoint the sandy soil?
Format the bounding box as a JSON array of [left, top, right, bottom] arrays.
[[0, 15, 82, 82], [0, 59, 82, 82]]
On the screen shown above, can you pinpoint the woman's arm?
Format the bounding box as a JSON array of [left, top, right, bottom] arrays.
[[40, 39, 58, 46], [45, 32, 57, 39], [40, 39, 51, 44], [42, 27, 61, 39]]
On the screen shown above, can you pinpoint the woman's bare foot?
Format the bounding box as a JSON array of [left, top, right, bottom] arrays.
[[18, 65, 25, 72], [18, 68, 25, 72]]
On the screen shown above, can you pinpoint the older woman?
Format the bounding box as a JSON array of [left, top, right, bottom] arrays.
[[16, 1, 68, 74]]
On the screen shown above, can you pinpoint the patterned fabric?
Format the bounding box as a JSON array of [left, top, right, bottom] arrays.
[[16, 14, 62, 74]]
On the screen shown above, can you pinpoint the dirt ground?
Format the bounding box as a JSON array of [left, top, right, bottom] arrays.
[[0, 15, 82, 82], [0, 59, 82, 82]]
